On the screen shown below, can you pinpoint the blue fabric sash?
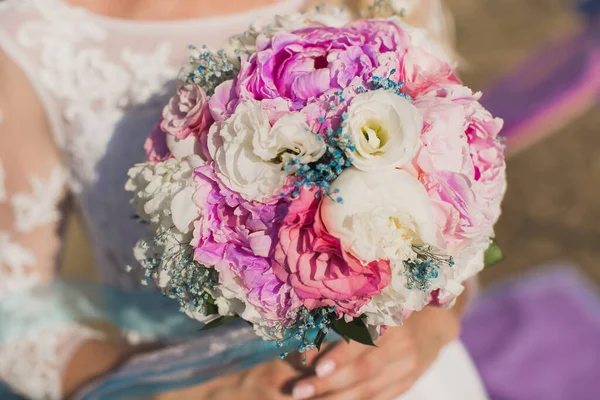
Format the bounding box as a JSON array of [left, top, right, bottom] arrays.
[[0, 279, 339, 399]]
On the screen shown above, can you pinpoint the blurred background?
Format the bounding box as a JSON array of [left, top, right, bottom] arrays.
[[55, 0, 599, 398]]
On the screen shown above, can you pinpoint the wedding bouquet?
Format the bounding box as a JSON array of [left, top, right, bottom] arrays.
[[126, 5, 506, 352]]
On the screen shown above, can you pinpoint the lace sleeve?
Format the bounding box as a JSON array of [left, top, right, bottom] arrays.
[[0, 50, 103, 400]]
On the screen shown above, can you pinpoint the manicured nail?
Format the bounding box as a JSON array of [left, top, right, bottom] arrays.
[[316, 359, 336, 378], [293, 384, 315, 399]]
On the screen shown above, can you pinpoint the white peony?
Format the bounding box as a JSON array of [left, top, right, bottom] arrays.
[[125, 155, 204, 234], [208, 100, 325, 202], [344, 90, 422, 172], [207, 286, 286, 341], [359, 234, 490, 336], [321, 167, 441, 264]]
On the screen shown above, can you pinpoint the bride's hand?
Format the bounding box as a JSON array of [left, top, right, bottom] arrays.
[[156, 357, 299, 400], [290, 306, 461, 400]]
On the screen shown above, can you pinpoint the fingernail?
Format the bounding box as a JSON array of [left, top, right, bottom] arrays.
[[293, 384, 315, 399], [316, 359, 336, 378]]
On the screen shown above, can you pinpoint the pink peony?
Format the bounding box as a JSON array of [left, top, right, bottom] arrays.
[[414, 85, 505, 247], [414, 96, 473, 177], [144, 123, 172, 163], [233, 20, 412, 112], [272, 188, 391, 316], [436, 85, 506, 222], [400, 46, 460, 97], [192, 164, 299, 321], [161, 84, 213, 140], [422, 171, 486, 245], [208, 80, 237, 123]]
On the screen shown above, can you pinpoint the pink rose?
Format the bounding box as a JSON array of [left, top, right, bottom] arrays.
[[143, 123, 172, 163], [161, 84, 213, 139], [273, 189, 391, 316]]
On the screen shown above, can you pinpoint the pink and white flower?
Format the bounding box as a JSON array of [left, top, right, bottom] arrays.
[[128, 14, 506, 344]]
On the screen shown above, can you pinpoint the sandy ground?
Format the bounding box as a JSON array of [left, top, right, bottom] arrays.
[[62, 0, 600, 288]]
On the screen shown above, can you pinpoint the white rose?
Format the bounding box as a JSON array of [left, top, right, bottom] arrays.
[[252, 112, 325, 170], [344, 90, 422, 172], [208, 100, 284, 202], [321, 167, 441, 264], [209, 100, 325, 202]]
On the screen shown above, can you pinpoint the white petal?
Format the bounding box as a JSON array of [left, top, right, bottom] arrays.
[[171, 186, 199, 234], [322, 168, 441, 259], [166, 134, 202, 160], [346, 90, 422, 172]]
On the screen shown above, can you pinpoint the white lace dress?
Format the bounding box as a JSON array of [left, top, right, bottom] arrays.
[[0, 0, 488, 399]]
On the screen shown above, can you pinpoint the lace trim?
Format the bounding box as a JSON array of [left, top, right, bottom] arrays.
[[10, 166, 67, 234], [0, 324, 104, 400], [120, 42, 178, 105], [0, 232, 39, 295], [10, 2, 178, 184]]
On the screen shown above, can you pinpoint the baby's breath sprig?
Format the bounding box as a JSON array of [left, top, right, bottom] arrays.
[[285, 113, 355, 202], [403, 245, 455, 291], [136, 229, 219, 315], [369, 69, 413, 101], [361, 0, 408, 19], [283, 90, 356, 202], [227, 28, 260, 61], [180, 45, 237, 95], [275, 307, 336, 361]]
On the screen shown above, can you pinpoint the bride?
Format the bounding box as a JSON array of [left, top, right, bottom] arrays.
[[0, 0, 488, 399]]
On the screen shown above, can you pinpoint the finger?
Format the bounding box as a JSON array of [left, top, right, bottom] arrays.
[[241, 358, 300, 392], [292, 347, 409, 399], [312, 340, 368, 378], [291, 342, 338, 371], [292, 344, 369, 399], [315, 359, 415, 400], [370, 375, 417, 400]]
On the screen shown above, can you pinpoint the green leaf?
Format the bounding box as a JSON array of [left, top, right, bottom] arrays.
[[314, 329, 328, 351], [204, 302, 218, 315], [484, 239, 504, 267], [200, 315, 238, 331], [332, 317, 376, 347]]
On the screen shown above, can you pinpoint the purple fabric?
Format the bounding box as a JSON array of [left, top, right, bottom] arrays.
[[462, 265, 600, 400], [481, 17, 600, 155]]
